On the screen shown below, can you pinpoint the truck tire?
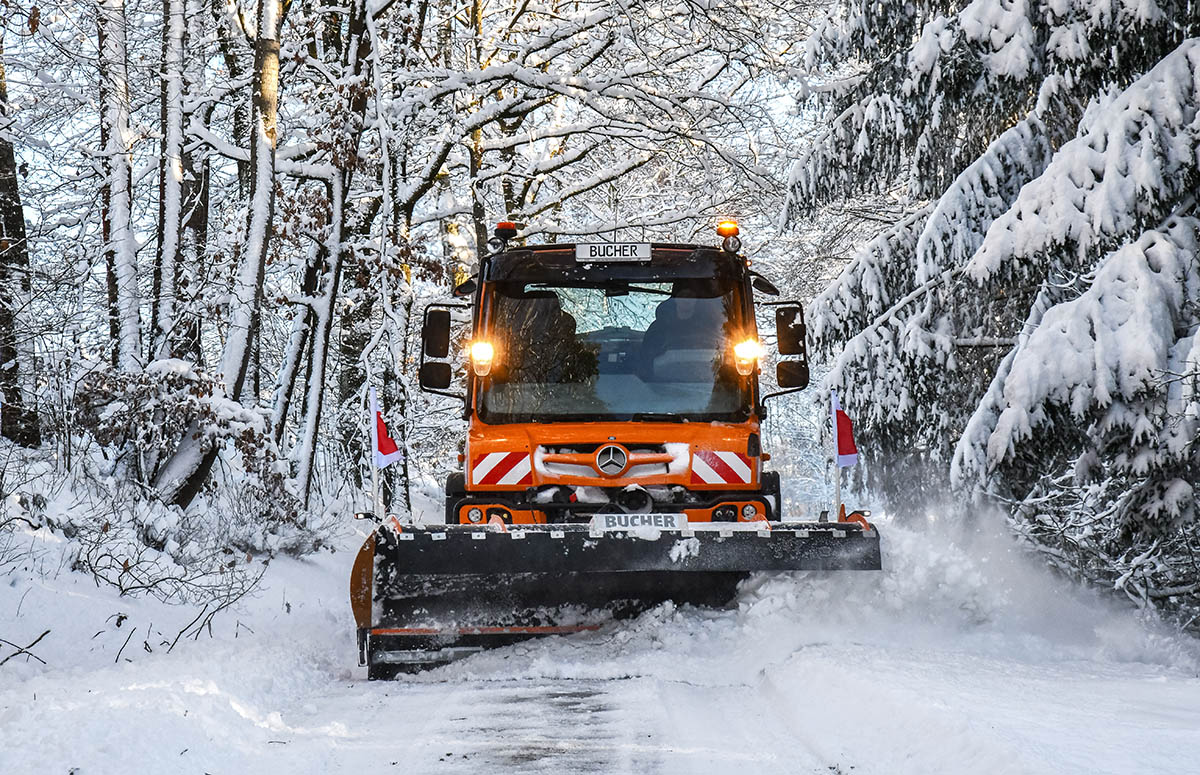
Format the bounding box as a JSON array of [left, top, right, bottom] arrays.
[[444, 473, 465, 522], [761, 471, 782, 520]]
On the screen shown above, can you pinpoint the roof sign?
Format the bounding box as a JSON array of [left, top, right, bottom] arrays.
[[574, 243, 651, 262]]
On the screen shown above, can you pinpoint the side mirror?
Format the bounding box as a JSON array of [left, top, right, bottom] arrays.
[[418, 302, 469, 400], [777, 360, 809, 389], [420, 362, 452, 390], [453, 278, 477, 297], [751, 274, 780, 296], [775, 305, 806, 356], [422, 309, 451, 358]]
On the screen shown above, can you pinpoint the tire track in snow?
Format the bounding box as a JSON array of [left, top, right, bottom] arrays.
[[347, 677, 780, 773]]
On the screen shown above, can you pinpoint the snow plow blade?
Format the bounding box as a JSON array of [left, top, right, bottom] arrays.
[[352, 520, 880, 676]]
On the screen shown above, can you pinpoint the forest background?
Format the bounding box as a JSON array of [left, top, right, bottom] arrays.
[[1, 0, 1198, 633]]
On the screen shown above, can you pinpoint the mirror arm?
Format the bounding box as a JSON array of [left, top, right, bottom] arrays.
[[762, 387, 805, 402], [453, 275, 478, 297], [420, 387, 467, 401]]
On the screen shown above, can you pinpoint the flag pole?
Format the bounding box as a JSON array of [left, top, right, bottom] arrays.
[[831, 390, 841, 522], [834, 454, 842, 522], [369, 386, 382, 518]]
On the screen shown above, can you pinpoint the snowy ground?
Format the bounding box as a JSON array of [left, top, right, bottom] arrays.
[[3, 516, 1199, 774]]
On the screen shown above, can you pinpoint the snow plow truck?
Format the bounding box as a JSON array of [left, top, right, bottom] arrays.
[[351, 221, 881, 677]]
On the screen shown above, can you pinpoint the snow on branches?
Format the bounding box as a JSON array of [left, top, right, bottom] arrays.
[[974, 218, 1199, 512], [791, 1, 1200, 626], [807, 105, 1057, 499], [967, 40, 1200, 290], [809, 205, 932, 350], [789, 0, 1195, 215], [956, 39, 1200, 505]]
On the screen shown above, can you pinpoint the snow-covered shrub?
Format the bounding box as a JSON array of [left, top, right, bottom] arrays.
[[73, 359, 301, 515], [75, 360, 255, 481], [65, 492, 266, 604], [40, 358, 323, 578], [0, 434, 303, 615], [790, 1, 1200, 628]]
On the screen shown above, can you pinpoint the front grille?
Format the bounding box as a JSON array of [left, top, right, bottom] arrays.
[[537, 443, 671, 479], [541, 460, 597, 478], [541, 443, 668, 455]]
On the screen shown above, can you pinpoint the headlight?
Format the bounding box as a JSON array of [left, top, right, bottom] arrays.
[[469, 341, 494, 376], [733, 339, 762, 376]]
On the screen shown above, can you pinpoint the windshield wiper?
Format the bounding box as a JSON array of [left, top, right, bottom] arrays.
[[631, 413, 687, 422]]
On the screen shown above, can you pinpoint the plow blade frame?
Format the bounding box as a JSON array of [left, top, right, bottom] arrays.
[[361, 521, 881, 675], [375, 521, 881, 577]]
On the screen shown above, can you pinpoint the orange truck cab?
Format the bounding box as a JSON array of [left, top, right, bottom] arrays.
[[418, 227, 811, 527], [352, 223, 879, 676]]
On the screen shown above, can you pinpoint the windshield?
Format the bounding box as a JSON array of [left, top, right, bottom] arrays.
[[478, 277, 753, 423]]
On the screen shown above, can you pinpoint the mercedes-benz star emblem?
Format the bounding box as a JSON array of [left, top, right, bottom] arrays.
[[595, 444, 628, 477]]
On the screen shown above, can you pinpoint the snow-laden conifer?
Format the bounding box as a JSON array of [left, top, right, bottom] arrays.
[[792, 1, 1200, 624]]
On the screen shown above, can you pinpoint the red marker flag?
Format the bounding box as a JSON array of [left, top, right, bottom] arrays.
[[831, 390, 858, 468], [370, 386, 404, 469]]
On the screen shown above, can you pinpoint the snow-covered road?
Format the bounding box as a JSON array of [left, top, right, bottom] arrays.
[[3, 519, 1199, 774]]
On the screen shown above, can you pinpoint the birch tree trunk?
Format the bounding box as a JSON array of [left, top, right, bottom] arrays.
[[150, 0, 186, 360], [155, 0, 282, 507], [270, 245, 321, 445], [296, 177, 344, 506], [294, 0, 373, 506], [225, 0, 280, 401], [0, 31, 40, 446], [97, 0, 142, 373]]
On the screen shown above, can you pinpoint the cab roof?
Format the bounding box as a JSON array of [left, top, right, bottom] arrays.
[[486, 242, 743, 284]]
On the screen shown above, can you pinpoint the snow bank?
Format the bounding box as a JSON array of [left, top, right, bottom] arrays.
[[3, 515, 1199, 774], [439, 514, 1200, 685]]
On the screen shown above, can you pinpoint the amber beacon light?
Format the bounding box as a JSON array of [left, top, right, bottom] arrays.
[[717, 220, 741, 253]]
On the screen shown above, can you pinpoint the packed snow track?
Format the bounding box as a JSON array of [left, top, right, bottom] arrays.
[[3, 518, 1199, 774]]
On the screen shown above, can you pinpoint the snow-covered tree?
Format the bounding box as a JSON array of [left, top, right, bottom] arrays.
[[0, 20, 40, 447], [0, 0, 829, 585], [790, 1, 1200, 626]]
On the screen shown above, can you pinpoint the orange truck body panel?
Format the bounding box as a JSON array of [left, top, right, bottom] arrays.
[[456, 418, 770, 525], [464, 419, 760, 490]]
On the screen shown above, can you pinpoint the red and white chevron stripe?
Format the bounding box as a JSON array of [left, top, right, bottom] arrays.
[[472, 451, 533, 486], [690, 450, 754, 485]]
